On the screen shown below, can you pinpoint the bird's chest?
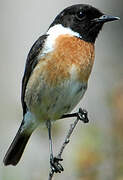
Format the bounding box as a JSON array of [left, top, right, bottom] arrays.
[[25, 35, 94, 120], [38, 34, 95, 85]]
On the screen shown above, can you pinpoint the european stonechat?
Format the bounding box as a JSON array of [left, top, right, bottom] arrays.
[[3, 4, 119, 173]]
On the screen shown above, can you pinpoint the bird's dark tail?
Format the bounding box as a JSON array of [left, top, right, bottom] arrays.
[[3, 123, 32, 166]]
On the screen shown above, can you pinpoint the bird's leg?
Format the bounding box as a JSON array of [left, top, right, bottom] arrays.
[[46, 120, 64, 173], [61, 108, 89, 123]]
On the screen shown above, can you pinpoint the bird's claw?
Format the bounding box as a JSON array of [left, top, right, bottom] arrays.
[[50, 156, 64, 173], [77, 108, 89, 123]]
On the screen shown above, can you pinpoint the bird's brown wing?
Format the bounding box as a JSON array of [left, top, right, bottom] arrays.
[[21, 34, 48, 116]]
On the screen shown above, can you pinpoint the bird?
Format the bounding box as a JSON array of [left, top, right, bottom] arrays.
[[3, 4, 119, 173]]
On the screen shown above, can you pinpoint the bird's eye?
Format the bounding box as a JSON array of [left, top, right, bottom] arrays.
[[76, 11, 84, 21]]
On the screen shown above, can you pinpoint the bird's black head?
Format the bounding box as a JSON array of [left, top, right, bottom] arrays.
[[50, 4, 119, 43]]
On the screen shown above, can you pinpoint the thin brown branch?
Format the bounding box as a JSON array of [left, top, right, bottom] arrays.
[[48, 108, 89, 180]]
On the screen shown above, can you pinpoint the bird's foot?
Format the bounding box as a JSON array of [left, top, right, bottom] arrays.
[[61, 108, 89, 123], [50, 155, 64, 173], [77, 108, 89, 123]]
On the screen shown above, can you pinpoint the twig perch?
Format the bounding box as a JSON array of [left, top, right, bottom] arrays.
[[48, 108, 89, 180]]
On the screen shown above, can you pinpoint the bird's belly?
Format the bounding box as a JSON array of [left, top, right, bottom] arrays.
[[25, 78, 87, 121]]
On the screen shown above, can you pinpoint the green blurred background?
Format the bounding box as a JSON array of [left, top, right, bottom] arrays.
[[0, 0, 123, 180]]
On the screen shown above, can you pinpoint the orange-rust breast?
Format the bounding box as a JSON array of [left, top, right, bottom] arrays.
[[38, 34, 95, 86]]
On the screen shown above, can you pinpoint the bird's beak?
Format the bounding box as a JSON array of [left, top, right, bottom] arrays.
[[93, 15, 120, 23]]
